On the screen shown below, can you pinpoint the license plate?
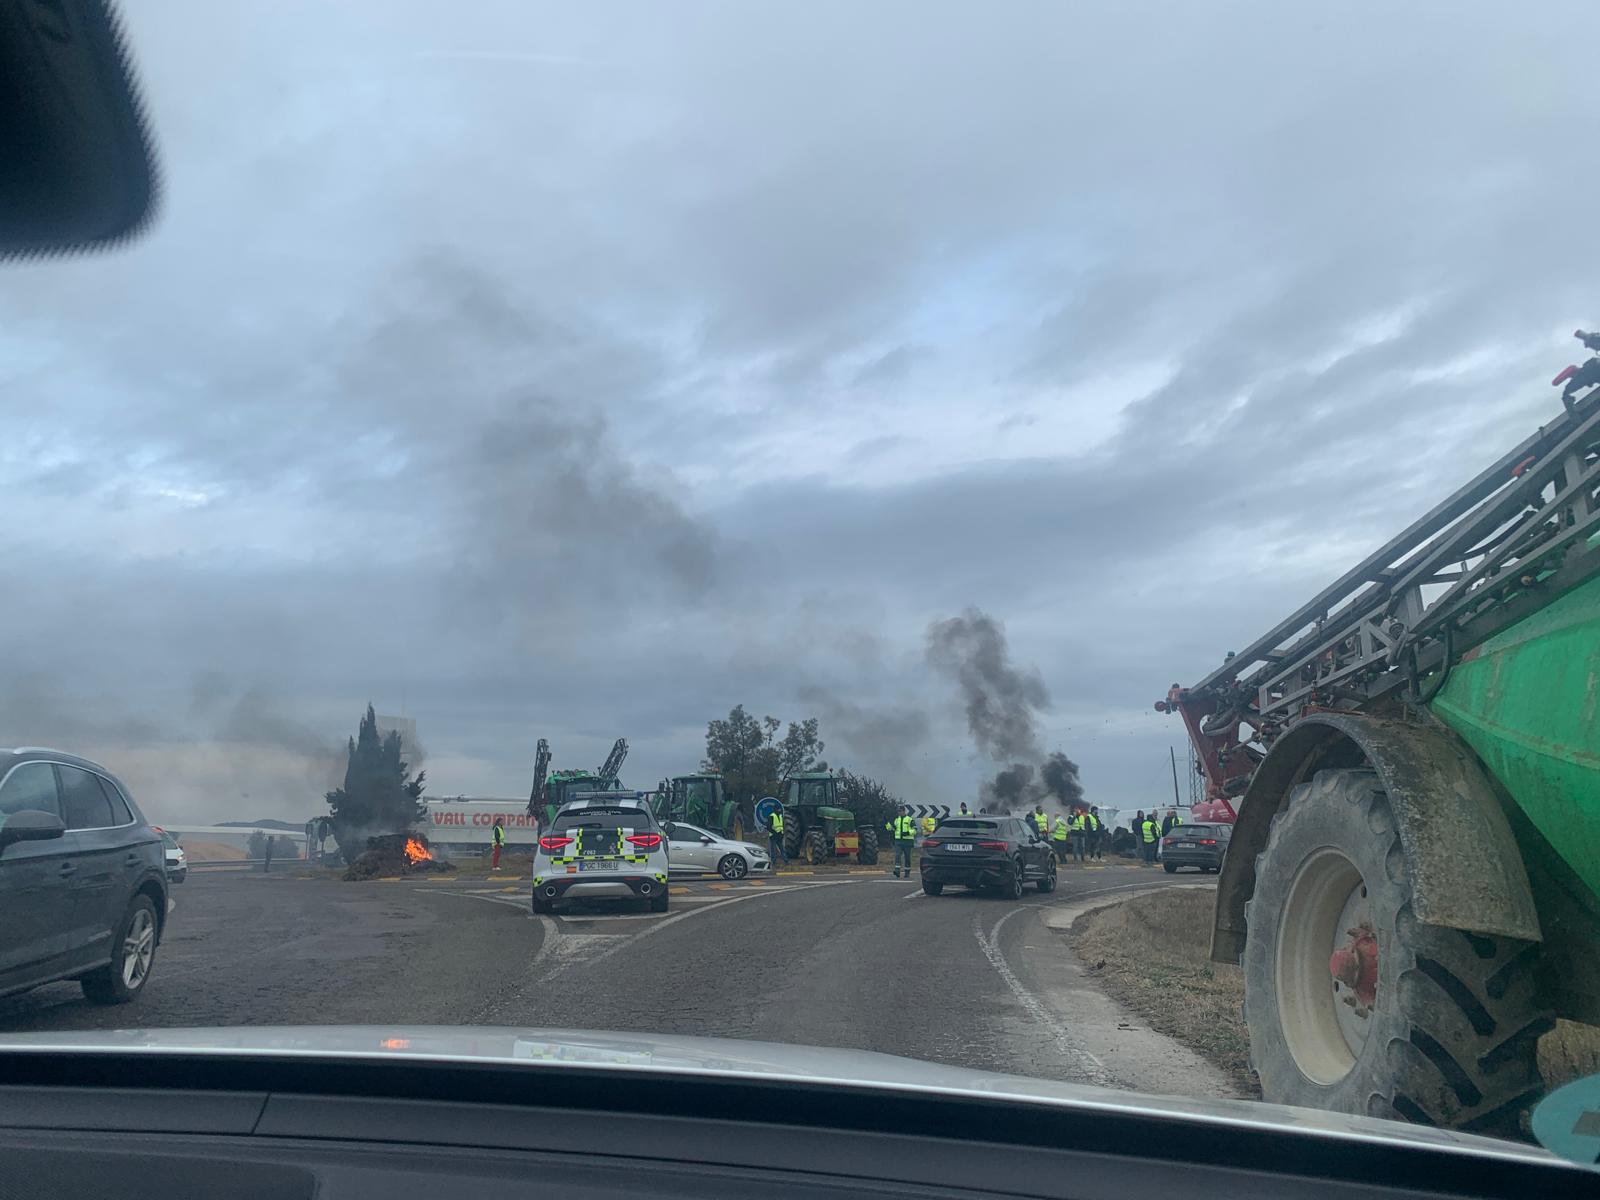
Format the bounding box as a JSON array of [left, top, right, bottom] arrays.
[[579, 860, 619, 871], [1177, 842, 1195, 848], [945, 843, 973, 852]]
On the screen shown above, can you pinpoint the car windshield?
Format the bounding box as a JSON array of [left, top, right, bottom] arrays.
[[3, 0, 1595, 1162]]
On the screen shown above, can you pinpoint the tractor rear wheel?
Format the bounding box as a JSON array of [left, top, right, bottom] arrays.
[[1243, 768, 1550, 1135], [856, 827, 879, 865], [803, 828, 830, 865], [783, 822, 802, 860]]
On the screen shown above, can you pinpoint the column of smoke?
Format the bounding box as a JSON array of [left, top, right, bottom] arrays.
[[926, 608, 1083, 817]]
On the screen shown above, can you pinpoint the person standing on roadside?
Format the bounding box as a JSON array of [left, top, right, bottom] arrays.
[[1051, 812, 1070, 863], [1139, 812, 1161, 866], [768, 807, 787, 865], [491, 818, 506, 871], [1087, 806, 1104, 860], [262, 835, 274, 874], [887, 805, 917, 879], [1070, 807, 1088, 865]]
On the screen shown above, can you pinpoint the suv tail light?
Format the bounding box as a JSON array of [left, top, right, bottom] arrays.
[[626, 833, 663, 849], [538, 836, 573, 852], [977, 841, 1009, 850], [1196, 838, 1218, 845], [922, 839, 941, 849]]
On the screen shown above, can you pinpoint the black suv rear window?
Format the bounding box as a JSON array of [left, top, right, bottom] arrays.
[[1171, 825, 1217, 838]]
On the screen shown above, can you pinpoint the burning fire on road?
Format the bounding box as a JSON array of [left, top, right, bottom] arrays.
[[344, 831, 453, 880]]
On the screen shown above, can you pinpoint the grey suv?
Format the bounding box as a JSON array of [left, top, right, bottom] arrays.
[[0, 748, 168, 1004]]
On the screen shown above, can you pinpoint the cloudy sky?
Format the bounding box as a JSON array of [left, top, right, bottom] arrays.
[[4, 1, 1596, 823]]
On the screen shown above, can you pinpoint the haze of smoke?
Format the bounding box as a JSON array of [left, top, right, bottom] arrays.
[[1039, 751, 1084, 808], [794, 687, 930, 770], [925, 607, 1049, 763], [982, 762, 1035, 810], [0, 673, 345, 825]]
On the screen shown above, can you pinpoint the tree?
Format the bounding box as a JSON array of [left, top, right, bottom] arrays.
[[776, 718, 826, 777], [702, 705, 779, 801], [326, 703, 427, 863], [271, 835, 300, 860], [835, 769, 898, 832], [246, 830, 268, 859]]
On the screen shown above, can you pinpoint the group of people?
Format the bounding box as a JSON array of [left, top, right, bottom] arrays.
[[1129, 808, 1180, 865], [1023, 804, 1106, 864]]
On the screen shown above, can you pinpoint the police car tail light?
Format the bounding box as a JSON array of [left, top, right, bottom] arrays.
[[538, 836, 574, 852], [626, 833, 663, 849]]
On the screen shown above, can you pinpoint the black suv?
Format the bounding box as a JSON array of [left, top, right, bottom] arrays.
[[919, 815, 1057, 898], [0, 748, 168, 1004]]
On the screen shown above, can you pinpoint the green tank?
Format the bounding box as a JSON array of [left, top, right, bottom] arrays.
[[1430, 571, 1600, 897]]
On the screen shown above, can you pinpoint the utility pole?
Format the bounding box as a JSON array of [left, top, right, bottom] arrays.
[[1170, 746, 1182, 809]]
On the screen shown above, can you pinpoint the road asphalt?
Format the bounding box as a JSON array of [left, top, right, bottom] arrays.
[[0, 859, 1224, 1096]]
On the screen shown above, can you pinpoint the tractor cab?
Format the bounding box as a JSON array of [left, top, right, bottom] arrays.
[[780, 771, 869, 864], [654, 773, 743, 838], [537, 770, 623, 826]]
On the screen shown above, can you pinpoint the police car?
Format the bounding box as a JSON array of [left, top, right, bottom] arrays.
[[532, 793, 670, 915]]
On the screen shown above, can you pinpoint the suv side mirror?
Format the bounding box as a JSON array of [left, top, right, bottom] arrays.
[[0, 810, 67, 850], [700, 836, 714, 844]]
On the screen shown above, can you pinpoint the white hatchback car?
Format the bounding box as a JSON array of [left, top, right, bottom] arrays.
[[532, 795, 670, 914], [663, 821, 772, 879]]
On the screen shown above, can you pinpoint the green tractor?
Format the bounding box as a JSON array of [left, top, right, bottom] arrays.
[[651, 772, 754, 840], [527, 737, 628, 826], [778, 771, 877, 866]]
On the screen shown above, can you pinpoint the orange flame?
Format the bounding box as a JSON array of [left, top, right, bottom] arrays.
[[404, 837, 433, 864]]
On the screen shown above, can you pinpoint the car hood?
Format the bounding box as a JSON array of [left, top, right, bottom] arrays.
[[0, 1025, 1559, 1165]]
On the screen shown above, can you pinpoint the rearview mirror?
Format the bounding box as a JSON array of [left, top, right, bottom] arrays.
[[0, 0, 159, 257], [0, 810, 67, 850]]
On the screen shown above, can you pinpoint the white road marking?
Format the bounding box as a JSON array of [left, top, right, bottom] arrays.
[[902, 889, 924, 900], [974, 906, 1114, 1088]]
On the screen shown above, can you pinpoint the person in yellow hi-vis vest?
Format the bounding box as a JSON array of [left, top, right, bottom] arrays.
[[1050, 813, 1070, 863], [768, 807, 787, 866], [886, 806, 917, 879], [1070, 808, 1089, 864], [920, 814, 937, 838]]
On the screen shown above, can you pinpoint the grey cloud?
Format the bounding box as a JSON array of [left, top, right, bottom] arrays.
[[5, 0, 1600, 823]]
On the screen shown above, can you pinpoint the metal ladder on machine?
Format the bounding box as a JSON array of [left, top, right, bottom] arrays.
[[1168, 393, 1600, 807]]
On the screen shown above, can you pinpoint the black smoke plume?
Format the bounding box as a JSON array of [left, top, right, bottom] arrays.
[[925, 608, 1048, 762]]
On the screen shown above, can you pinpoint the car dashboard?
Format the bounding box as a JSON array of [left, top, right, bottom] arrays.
[[0, 1043, 1590, 1200]]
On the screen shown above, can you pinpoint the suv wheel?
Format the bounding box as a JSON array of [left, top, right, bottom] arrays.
[[1002, 860, 1024, 900], [82, 895, 158, 1005], [650, 890, 669, 913], [1036, 858, 1057, 894]]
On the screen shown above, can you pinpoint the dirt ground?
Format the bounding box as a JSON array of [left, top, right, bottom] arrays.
[[1073, 888, 1600, 1104]]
